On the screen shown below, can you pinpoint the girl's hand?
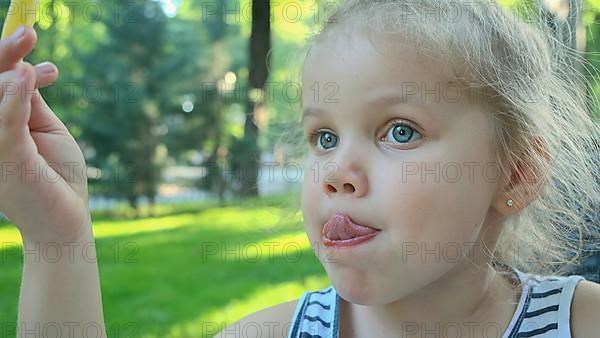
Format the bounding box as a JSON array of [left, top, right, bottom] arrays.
[[0, 25, 90, 244]]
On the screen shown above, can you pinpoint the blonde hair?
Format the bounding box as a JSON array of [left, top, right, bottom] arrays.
[[275, 0, 600, 277]]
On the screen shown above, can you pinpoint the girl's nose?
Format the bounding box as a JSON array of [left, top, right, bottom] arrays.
[[323, 163, 368, 198]]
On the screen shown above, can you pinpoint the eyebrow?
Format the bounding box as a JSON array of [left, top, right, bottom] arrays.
[[301, 92, 429, 124], [301, 108, 323, 124]]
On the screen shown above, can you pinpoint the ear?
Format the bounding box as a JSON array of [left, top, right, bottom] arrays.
[[492, 137, 550, 216]]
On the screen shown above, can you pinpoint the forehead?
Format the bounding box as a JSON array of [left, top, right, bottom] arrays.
[[300, 26, 478, 118]]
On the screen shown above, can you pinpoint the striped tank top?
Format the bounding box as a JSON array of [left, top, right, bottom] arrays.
[[288, 268, 586, 338]]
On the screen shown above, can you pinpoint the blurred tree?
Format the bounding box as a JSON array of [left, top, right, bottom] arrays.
[[75, 0, 172, 214], [181, 0, 272, 199], [237, 0, 270, 197], [170, 0, 246, 205]]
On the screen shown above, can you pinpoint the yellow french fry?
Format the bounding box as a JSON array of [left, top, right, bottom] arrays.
[[1, 0, 39, 40]]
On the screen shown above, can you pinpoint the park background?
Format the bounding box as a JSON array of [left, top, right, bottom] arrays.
[[0, 0, 599, 337]]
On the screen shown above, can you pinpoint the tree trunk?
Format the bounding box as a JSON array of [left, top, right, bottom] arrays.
[[206, 104, 226, 206], [127, 195, 139, 218], [147, 193, 156, 217], [241, 0, 271, 197]]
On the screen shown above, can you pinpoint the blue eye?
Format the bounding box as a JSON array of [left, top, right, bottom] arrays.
[[316, 131, 337, 150], [384, 122, 421, 144]]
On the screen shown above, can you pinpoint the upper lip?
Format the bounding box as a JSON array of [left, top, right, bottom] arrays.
[[327, 212, 381, 231]]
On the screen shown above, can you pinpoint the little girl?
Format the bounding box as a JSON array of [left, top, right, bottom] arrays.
[[0, 0, 598, 337]]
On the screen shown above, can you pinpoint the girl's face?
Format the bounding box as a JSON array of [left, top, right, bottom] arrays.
[[300, 27, 506, 305]]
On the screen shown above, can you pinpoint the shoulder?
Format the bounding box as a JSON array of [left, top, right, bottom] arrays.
[[570, 279, 600, 338], [214, 298, 300, 338]]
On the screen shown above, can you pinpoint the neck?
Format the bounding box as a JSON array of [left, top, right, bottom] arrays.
[[342, 236, 520, 337]]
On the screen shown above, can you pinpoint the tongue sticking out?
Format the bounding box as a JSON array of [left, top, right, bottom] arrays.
[[322, 214, 379, 241]]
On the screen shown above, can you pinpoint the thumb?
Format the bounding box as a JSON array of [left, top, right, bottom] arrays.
[[29, 88, 68, 133]]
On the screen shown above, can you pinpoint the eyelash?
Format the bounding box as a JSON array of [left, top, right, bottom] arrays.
[[306, 119, 422, 150]]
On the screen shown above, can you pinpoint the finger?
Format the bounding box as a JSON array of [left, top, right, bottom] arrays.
[[0, 25, 37, 73], [0, 62, 36, 135], [33, 61, 58, 89], [29, 88, 68, 133]]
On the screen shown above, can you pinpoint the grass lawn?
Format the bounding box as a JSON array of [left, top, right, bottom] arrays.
[[0, 193, 330, 337]]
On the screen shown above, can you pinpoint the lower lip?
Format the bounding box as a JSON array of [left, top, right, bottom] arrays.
[[322, 231, 380, 248]]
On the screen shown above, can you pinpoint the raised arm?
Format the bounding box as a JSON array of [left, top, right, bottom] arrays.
[[18, 217, 105, 337], [0, 25, 105, 337]]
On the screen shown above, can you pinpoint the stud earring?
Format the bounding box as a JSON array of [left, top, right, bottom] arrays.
[[506, 199, 514, 207]]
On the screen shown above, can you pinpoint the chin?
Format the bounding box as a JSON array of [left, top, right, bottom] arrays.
[[327, 268, 389, 306], [334, 280, 388, 305]]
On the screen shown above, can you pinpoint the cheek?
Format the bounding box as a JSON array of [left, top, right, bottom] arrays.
[[301, 172, 322, 239], [378, 158, 497, 247]]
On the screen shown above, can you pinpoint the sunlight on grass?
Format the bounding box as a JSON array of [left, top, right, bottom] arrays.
[[94, 207, 292, 236], [0, 206, 303, 245], [166, 275, 330, 338], [0, 196, 326, 338], [260, 232, 311, 255], [194, 231, 314, 269]]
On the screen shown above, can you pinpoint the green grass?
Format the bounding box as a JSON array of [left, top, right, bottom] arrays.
[[0, 193, 330, 337]]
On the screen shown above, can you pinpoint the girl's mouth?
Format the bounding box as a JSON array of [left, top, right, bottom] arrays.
[[322, 213, 381, 247]]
